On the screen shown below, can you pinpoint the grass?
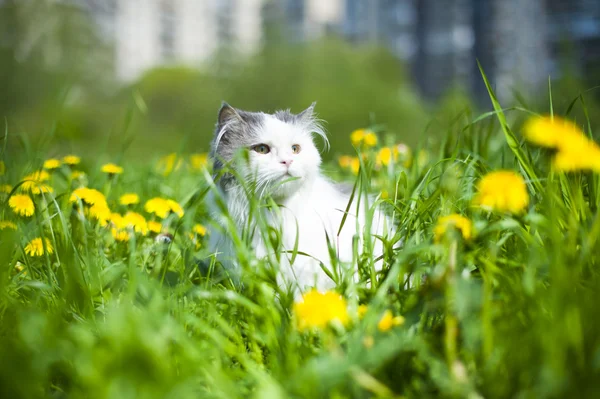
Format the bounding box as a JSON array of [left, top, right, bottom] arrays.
[[1, 81, 600, 398]]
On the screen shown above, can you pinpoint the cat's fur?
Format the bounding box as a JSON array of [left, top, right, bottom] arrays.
[[206, 102, 393, 293]]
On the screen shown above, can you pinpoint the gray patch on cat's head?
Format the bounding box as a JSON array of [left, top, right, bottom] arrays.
[[273, 102, 329, 150], [210, 102, 264, 186]]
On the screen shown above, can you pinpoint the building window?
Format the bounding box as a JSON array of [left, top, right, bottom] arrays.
[[159, 0, 176, 60]]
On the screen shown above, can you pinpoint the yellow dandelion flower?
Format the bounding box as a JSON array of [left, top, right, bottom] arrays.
[[0, 221, 17, 230], [523, 115, 584, 149], [111, 228, 130, 242], [157, 153, 183, 176], [24, 237, 54, 257], [523, 116, 600, 172], [119, 193, 140, 206], [101, 163, 123, 175], [89, 204, 111, 225], [166, 199, 184, 217], [187, 232, 202, 250], [148, 221, 162, 234], [193, 224, 207, 236], [0, 160, 4, 175], [0, 184, 12, 194], [350, 157, 360, 175], [30, 184, 54, 195], [144, 198, 171, 219], [363, 132, 378, 147], [9, 194, 34, 217], [144, 198, 184, 218], [62, 155, 81, 165], [350, 129, 378, 148], [376, 146, 400, 167], [434, 214, 473, 242], [21, 170, 50, 193], [71, 171, 85, 179], [293, 290, 349, 331], [553, 147, 600, 172], [473, 170, 529, 214], [110, 212, 125, 228], [43, 158, 61, 170], [69, 187, 107, 206], [350, 129, 365, 146], [190, 153, 209, 171], [358, 304, 368, 319], [338, 155, 353, 169], [123, 211, 148, 235], [377, 310, 405, 332]]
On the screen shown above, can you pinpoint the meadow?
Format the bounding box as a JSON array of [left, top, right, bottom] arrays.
[[1, 74, 600, 399]]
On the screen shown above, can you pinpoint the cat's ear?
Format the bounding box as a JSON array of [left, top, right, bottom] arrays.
[[297, 102, 317, 121], [218, 102, 243, 128]]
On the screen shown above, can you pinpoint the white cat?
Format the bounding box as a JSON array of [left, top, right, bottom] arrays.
[[206, 102, 394, 293]]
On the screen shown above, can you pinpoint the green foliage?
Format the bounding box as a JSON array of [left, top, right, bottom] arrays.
[[2, 77, 600, 398]]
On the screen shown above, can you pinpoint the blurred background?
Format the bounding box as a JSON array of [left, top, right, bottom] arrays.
[[1, 0, 599, 160]]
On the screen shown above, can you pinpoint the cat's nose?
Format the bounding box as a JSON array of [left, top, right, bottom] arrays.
[[280, 159, 293, 167]]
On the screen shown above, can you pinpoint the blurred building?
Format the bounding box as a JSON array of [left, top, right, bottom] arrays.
[[87, 0, 263, 81], [546, 0, 600, 81], [81, 0, 600, 102]]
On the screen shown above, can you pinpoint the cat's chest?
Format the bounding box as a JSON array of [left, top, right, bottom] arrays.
[[273, 196, 357, 262]]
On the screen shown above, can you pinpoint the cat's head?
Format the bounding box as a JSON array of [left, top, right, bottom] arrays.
[[211, 102, 326, 199]]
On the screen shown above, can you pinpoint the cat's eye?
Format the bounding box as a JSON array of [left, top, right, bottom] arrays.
[[292, 144, 301, 154], [252, 144, 271, 154]]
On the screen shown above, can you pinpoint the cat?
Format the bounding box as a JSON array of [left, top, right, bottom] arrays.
[[206, 102, 394, 294]]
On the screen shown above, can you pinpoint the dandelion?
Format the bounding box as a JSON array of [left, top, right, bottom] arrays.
[[193, 224, 207, 236], [111, 228, 130, 242], [123, 211, 149, 235], [89, 204, 111, 225], [190, 153, 209, 171], [553, 148, 600, 172], [21, 170, 50, 193], [24, 237, 54, 257], [376, 147, 399, 167], [434, 214, 473, 242], [157, 153, 183, 176], [473, 170, 529, 214], [293, 290, 349, 331], [119, 193, 140, 206], [350, 157, 360, 175], [377, 310, 405, 332], [338, 155, 354, 169], [523, 115, 600, 172], [148, 221, 162, 234], [363, 132, 377, 147], [43, 158, 61, 170], [350, 129, 377, 148], [523, 115, 584, 149], [145, 198, 171, 219], [110, 213, 125, 228], [30, 184, 54, 195], [101, 163, 124, 175], [0, 221, 17, 230], [350, 129, 366, 146], [9, 194, 34, 217], [63, 155, 81, 166], [70, 187, 107, 206], [0, 184, 12, 194], [145, 197, 184, 219], [358, 304, 368, 319], [166, 200, 184, 217]]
